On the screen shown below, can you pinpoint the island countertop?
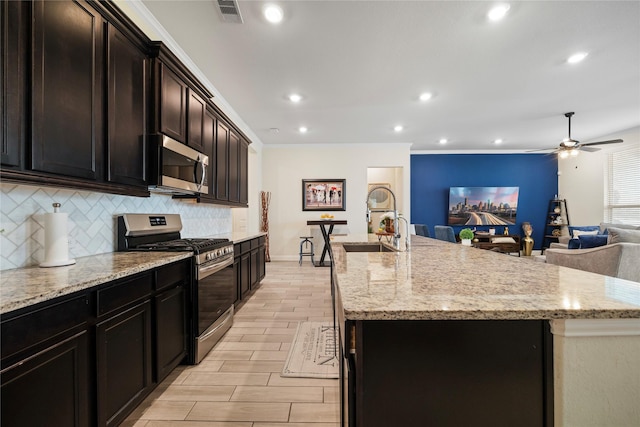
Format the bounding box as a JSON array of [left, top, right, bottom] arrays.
[[331, 234, 640, 321], [0, 251, 192, 314]]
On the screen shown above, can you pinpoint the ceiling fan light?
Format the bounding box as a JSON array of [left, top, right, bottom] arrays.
[[559, 151, 569, 159], [570, 149, 579, 157]]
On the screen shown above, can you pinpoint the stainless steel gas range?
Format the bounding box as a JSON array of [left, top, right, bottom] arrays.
[[117, 213, 234, 364]]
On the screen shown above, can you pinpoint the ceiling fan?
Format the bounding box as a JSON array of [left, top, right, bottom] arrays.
[[531, 112, 624, 157]]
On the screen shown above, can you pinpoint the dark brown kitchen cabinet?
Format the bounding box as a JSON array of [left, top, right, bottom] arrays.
[[239, 253, 251, 298], [1, 331, 90, 427], [233, 236, 266, 305], [96, 300, 153, 427], [106, 23, 148, 188], [188, 90, 206, 153], [216, 120, 230, 201], [31, 0, 104, 180], [228, 130, 240, 203], [155, 285, 187, 382], [200, 108, 216, 202], [1, 0, 27, 168], [239, 139, 249, 205], [159, 63, 188, 143]]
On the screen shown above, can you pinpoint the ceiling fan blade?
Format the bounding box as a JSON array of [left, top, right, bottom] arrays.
[[580, 139, 624, 147], [526, 147, 558, 152], [580, 146, 601, 152]]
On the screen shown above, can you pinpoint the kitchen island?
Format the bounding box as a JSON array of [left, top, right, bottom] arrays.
[[331, 235, 640, 427]]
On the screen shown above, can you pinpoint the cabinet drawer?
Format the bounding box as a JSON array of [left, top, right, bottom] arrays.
[[258, 236, 266, 246], [97, 273, 152, 317], [240, 241, 251, 254], [234, 243, 241, 255], [250, 238, 260, 250], [156, 260, 190, 292], [1, 294, 90, 360]]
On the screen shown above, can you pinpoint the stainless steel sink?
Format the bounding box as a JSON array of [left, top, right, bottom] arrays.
[[342, 243, 396, 252]]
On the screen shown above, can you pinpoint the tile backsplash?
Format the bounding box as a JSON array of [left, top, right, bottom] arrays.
[[0, 183, 232, 270]]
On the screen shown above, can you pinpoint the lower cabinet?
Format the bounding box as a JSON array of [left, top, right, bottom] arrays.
[[0, 331, 90, 427], [155, 285, 187, 381], [96, 300, 153, 427], [234, 236, 266, 305], [0, 258, 191, 427]]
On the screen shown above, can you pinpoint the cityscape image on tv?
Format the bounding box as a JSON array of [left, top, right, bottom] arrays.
[[448, 187, 519, 226]]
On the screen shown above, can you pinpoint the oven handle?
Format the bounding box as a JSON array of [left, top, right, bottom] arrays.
[[198, 253, 234, 280]]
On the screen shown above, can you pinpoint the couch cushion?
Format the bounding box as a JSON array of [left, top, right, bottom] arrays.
[[599, 222, 640, 234], [569, 226, 600, 238], [607, 227, 640, 244], [578, 234, 609, 248]]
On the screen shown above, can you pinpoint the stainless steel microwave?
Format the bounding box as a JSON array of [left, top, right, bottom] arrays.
[[149, 135, 209, 194]]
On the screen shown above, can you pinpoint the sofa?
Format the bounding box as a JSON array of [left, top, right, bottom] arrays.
[[551, 222, 640, 250], [545, 225, 640, 282]]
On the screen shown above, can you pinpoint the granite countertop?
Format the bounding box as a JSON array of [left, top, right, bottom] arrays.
[[331, 234, 640, 321], [206, 231, 267, 243], [0, 252, 192, 315]]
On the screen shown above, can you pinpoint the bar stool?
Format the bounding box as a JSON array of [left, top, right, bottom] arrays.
[[299, 236, 315, 265]]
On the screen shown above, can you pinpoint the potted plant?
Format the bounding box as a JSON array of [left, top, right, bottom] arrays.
[[379, 212, 395, 233], [459, 228, 474, 246]]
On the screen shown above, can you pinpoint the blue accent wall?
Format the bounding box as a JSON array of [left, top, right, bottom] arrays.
[[410, 154, 558, 250]]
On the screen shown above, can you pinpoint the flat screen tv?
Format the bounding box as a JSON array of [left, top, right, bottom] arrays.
[[448, 186, 519, 226]]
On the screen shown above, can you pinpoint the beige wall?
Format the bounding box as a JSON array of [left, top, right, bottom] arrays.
[[558, 126, 640, 226], [262, 143, 411, 260]]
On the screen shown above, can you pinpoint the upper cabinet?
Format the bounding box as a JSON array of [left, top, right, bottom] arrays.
[[0, 0, 250, 205], [158, 64, 187, 143], [106, 23, 148, 188], [1, 0, 151, 197], [31, 0, 104, 180]]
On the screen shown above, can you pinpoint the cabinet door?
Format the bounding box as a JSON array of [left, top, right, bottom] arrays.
[[228, 130, 240, 203], [202, 108, 216, 199], [31, 0, 103, 179], [1, 1, 26, 168], [258, 245, 266, 281], [239, 140, 249, 205], [240, 253, 250, 297], [215, 120, 229, 201], [155, 286, 187, 382], [250, 248, 258, 289], [160, 64, 187, 143], [106, 24, 147, 187], [233, 257, 241, 305], [187, 90, 205, 153], [1, 331, 89, 427], [97, 300, 153, 427]]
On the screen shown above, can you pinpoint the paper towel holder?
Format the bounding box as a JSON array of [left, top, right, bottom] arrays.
[[40, 202, 76, 268]]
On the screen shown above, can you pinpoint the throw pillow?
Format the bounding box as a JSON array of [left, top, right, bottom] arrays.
[[567, 238, 581, 249], [577, 234, 609, 249], [599, 222, 640, 234], [572, 229, 598, 238], [490, 237, 516, 244], [569, 225, 600, 238], [607, 227, 640, 244]]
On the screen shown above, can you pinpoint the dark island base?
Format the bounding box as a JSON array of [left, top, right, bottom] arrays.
[[342, 319, 554, 427]]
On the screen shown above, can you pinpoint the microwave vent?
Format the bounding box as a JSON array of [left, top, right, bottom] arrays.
[[217, 0, 244, 23]]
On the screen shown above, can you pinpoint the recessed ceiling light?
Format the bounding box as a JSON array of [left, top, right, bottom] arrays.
[[264, 4, 283, 24], [419, 92, 432, 102], [394, 125, 403, 132], [567, 52, 588, 64], [439, 138, 448, 144], [488, 4, 510, 21], [299, 126, 308, 133], [288, 93, 302, 103], [494, 139, 503, 144]]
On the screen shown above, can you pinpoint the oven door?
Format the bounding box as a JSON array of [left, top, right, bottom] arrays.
[[194, 252, 234, 363]]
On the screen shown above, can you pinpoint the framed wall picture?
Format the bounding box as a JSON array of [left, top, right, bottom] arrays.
[[302, 179, 346, 211]]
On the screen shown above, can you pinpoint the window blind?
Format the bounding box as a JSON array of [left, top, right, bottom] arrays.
[[604, 146, 640, 225]]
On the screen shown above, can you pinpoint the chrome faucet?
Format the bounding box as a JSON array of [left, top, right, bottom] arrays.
[[366, 185, 402, 250], [397, 216, 410, 251]]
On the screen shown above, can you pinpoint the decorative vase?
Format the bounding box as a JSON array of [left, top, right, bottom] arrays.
[[523, 236, 534, 256], [461, 239, 472, 246], [384, 218, 394, 233]]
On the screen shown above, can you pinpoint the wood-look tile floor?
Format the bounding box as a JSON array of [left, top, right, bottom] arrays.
[[123, 261, 339, 427]]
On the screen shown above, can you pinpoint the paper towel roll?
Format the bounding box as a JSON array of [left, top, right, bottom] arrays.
[[40, 204, 76, 267]]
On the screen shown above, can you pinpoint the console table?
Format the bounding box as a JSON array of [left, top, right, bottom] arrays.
[[472, 234, 521, 256], [307, 220, 348, 267]]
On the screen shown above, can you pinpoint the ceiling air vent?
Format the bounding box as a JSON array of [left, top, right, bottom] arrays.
[[216, 0, 244, 23]]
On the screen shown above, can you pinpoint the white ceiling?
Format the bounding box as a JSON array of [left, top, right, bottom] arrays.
[[140, 0, 640, 151]]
